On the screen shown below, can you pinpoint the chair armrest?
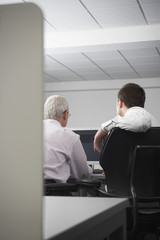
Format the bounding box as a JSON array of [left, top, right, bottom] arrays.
[[75, 178, 102, 188]]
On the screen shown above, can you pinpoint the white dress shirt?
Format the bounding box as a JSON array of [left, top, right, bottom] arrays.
[[43, 119, 92, 183], [101, 107, 159, 133]]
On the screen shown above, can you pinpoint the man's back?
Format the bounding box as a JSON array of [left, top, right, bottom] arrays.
[[43, 119, 92, 182]]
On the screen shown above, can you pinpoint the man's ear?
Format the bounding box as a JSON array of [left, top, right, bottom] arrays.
[[118, 99, 123, 108], [63, 110, 67, 120]]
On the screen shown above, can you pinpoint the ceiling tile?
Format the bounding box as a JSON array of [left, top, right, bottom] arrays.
[[25, 0, 83, 16], [141, 3, 160, 24], [73, 67, 104, 74], [47, 10, 99, 31], [64, 61, 97, 69], [102, 65, 134, 72], [82, 0, 138, 9], [53, 75, 85, 81], [132, 63, 160, 71], [44, 56, 65, 70], [127, 56, 160, 64], [109, 71, 139, 79], [0, 0, 23, 3], [138, 71, 160, 78], [46, 69, 85, 81], [80, 72, 110, 80], [47, 68, 75, 76], [90, 6, 146, 28], [93, 58, 128, 67], [51, 53, 87, 62], [26, 0, 99, 31], [84, 50, 122, 59], [139, 0, 160, 4], [44, 73, 59, 82], [120, 48, 159, 57]]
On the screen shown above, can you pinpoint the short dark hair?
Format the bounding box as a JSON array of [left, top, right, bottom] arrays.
[[118, 83, 146, 108]]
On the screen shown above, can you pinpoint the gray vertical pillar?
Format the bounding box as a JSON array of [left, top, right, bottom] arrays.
[[0, 3, 43, 239]]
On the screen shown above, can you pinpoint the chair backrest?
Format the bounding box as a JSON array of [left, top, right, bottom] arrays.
[[99, 127, 160, 197], [131, 145, 160, 198]]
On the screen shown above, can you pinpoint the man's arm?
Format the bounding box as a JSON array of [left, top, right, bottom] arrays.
[[94, 128, 108, 152], [69, 137, 93, 179]]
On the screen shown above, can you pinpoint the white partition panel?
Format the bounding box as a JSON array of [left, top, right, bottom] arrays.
[[0, 3, 43, 240]]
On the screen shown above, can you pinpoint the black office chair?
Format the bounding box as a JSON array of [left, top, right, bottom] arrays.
[[44, 179, 79, 196], [130, 145, 160, 239], [98, 127, 160, 239], [44, 183, 78, 196], [44, 178, 102, 196]]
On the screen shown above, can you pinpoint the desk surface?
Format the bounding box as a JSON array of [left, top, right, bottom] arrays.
[[43, 196, 129, 240]]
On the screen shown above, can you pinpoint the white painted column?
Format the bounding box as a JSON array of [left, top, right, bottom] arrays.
[[0, 3, 43, 240]]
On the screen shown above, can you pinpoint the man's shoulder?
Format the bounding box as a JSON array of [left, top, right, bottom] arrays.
[[126, 107, 151, 117], [64, 127, 79, 138], [127, 106, 145, 113]]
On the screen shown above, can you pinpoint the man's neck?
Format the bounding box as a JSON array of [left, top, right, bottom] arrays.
[[120, 104, 129, 117]]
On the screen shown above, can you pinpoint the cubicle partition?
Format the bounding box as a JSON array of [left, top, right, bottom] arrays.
[[0, 3, 43, 240]]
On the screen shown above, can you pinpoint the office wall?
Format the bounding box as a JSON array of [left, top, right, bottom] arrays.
[[44, 78, 160, 129], [0, 4, 43, 240]]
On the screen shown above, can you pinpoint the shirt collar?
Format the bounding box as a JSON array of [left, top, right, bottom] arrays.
[[45, 119, 61, 126]]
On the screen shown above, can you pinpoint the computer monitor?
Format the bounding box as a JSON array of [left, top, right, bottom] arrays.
[[73, 129, 101, 165]]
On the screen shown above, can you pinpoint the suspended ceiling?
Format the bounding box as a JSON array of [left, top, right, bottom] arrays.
[[2, 0, 160, 82]]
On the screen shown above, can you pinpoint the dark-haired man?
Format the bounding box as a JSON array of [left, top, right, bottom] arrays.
[[94, 83, 159, 152]]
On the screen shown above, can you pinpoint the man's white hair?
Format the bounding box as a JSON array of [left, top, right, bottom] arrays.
[[44, 95, 69, 119]]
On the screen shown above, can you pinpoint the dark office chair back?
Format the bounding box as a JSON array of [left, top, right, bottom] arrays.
[[131, 145, 160, 198], [99, 127, 160, 197], [129, 145, 160, 238]]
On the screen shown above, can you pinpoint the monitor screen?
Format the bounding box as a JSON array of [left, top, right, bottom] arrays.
[[73, 129, 101, 164]]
